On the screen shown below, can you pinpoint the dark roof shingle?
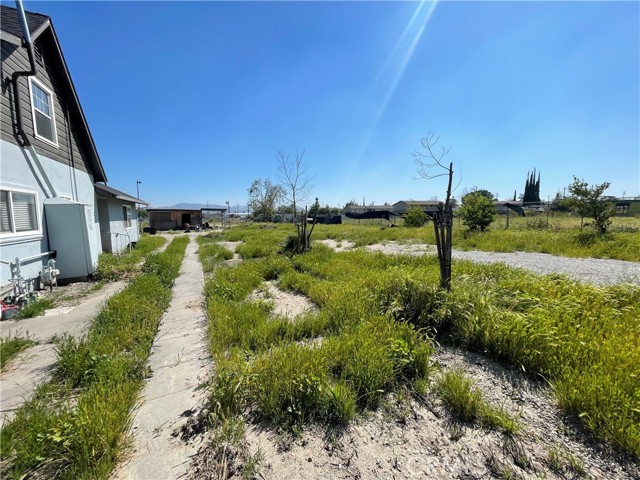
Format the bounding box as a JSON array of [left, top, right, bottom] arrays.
[[1, 5, 49, 39]]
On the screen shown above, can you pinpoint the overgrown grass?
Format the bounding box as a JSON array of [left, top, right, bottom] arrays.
[[203, 230, 434, 434], [95, 234, 166, 281], [15, 298, 55, 319], [207, 224, 640, 457], [311, 215, 640, 261], [196, 235, 234, 273], [0, 333, 35, 371], [436, 369, 520, 434], [0, 236, 188, 479]]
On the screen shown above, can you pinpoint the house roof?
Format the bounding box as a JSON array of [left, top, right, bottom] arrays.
[[0, 4, 50, 40], [1, 5, 107, 183], [394, 200, 442, 206], [95, 183, 147, 206]]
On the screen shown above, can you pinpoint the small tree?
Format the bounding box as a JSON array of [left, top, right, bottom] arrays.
[[564, 177, 614, 234], [248, 179, 284, 222], [413, 132, 454, 290], [459, 191, 496, 231], [309, 197, 321, 217], [404, 206, 428, 227]]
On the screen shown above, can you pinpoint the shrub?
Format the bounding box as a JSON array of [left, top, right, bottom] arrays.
[[459, 191, 496, 231], [404, 206, 428, 228]]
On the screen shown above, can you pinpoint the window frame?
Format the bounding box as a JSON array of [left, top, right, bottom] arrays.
[[123, 205, 133, 228], [28, 77, 59, 147], [0, 187, 42, 240]]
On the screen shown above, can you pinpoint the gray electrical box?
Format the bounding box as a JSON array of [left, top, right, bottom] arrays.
[[44, 198, 100, 281]]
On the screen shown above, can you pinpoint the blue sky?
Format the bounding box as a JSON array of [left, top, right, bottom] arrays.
[[24, 1, 640, 208]]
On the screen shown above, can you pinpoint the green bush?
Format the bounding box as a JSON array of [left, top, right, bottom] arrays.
[[403, 206, 428, 228], [459, 191, 496, 231]]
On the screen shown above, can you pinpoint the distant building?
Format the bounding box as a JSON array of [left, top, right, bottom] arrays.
[[392, 201, 442, 215], [612, 198, 640, 216], [147, 208, 203, 230]]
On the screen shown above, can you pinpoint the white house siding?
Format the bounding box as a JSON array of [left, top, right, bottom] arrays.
[[0, 140, 102, 289], [106, 200, 140, 253]]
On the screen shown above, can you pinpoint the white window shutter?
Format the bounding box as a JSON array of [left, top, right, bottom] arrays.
[[12, 193, 37, 232], [0, 191, 11, 232]]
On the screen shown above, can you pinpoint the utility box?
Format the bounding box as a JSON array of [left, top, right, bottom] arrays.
[[44, 198, 100, 281]]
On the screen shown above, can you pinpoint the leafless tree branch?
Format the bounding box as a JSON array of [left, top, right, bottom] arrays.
[[412, 132, 453, 180], [276, 147, 314, 215]]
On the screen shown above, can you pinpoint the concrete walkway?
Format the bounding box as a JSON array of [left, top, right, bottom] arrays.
[[0, 280, 127, 426], [113, 236, 211, 480]]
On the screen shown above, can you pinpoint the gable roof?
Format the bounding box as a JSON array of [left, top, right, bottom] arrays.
[[394, 200, 442, 206], [95, 183, 147, 206], [0, 4, 49, 40], [1, 5, 107, 183]]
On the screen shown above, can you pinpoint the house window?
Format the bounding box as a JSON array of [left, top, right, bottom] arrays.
[[0, 188, 40, 238], [615, 203, 629, 215], [29, 78, 58, 145], [123, 205, 132, 228]]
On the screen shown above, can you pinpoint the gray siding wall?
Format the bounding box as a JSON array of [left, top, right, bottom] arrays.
[[99, 199, 140, 253], [1, 33, 91, 174], [0, 140, 102, 289]]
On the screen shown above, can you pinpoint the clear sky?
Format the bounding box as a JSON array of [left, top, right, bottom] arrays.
[[21, 1, 640, 208]]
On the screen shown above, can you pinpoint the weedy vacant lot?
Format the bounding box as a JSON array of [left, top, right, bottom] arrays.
[[324, 215, 640, 261], [194, 224, 639, 479]]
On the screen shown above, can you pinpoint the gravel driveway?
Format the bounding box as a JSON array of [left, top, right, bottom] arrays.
[[317, 240, 640, 286], [450, 249, 640, 285]]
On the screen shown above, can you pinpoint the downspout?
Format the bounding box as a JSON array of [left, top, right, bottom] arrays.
[[11, 0, 36, 146], [64, 100, 79, 200]]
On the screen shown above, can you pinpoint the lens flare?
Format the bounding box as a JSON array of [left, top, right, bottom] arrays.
[[340, 1, 439, 199]]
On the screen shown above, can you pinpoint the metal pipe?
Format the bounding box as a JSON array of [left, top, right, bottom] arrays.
[[0, 250, 56, 265], [12, 0, 37, 146]]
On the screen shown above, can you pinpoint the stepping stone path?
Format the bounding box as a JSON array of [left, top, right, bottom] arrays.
[[0, 280, 127, 426], [113, 235, 211, 480]]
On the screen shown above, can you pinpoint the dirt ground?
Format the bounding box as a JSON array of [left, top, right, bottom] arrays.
[[186, 278, 638, 479]]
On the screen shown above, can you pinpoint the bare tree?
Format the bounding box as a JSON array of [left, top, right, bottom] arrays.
[[276, 148, 313, 216], [413, 133, 455, 290]]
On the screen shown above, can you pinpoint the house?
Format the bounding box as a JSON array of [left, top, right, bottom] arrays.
[[1, 4, 143, 294], [392, 201, 442, 215], [95, 184, 147, 253], [342, 204, 390, 215], [612, 198, 640, 216]]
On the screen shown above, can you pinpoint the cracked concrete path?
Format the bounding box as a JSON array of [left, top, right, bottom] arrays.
[[0, 280, 127, 426], [113, 236, 211, 480]]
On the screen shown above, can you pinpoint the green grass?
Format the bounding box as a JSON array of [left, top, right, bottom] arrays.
[[435, 369, 520, 434], [0, 236, 189, 479], [205, 224, 640, 457], [95, 234, 166, 281], [0, 334, 36, 371], [203, 227, 435, 435], [196, 235, 234, 273], [310, 215, 640, 261], [15, 298, 55, 319]]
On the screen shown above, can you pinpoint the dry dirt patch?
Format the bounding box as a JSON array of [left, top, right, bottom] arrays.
[[188, 344, 637, 479], [316, 239, 356, 252], [249, 281, 317, 319]]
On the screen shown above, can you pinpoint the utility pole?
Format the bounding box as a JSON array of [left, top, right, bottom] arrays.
[[136, 180, 142, 234]]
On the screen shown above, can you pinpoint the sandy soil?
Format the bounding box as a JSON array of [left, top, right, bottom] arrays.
[[187, 274, 638, 479], [316, 239, 357, 252], [248, 280, 318, 319]]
